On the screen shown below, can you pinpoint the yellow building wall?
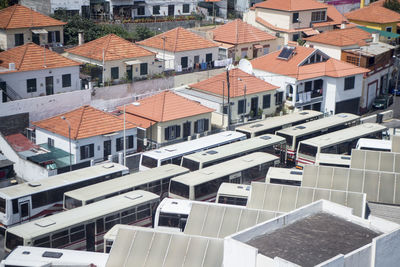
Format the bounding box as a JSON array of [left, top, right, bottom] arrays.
[[347, 19, 398, 33]]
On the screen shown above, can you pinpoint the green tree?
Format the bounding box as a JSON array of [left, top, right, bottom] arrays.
[[383, 0, 400, 13], [132, 26, 155, 41]]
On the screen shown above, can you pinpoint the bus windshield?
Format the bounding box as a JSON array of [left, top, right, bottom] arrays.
[[6, 232, 23, 251], [141, 156, 158, 168], [64, 196, 82, 210], [276, 132, 293, 147], [169, 181, 189, 199], [181, 158, 200, 171], [158, 212, 188, 231], [299, 143, 318, 157], [0, 197, 6, 213]]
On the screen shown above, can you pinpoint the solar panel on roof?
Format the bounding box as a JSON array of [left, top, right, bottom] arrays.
[[278, 47, 295, 60]]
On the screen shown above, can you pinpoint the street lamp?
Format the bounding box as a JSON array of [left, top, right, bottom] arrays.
[[61, 116, 72, 172]]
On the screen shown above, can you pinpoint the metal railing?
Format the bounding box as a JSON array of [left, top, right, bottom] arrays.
[[0, 79, 22, 101]]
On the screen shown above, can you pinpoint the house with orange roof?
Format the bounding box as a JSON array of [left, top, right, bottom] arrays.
[[305, 27, 396, 111], [33, 105, 138, 164], [209, 19, 282, 61], [64, 34, 162, 84], [345, 3, 400, 40], [243, 0, 348, 45], [181, 68, 279, 125], [0, 43, 81, 102], [250, 46, 369, 114], [0, 4, 66, 50], [118, 90, 214, 145], [138, 27, 219, 72]]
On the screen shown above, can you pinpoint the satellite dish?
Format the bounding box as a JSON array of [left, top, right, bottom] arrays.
[[226, 63, 235, 71], [238, 59, 253, 75]]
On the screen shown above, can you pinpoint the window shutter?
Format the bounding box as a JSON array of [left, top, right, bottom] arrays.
[[80, 146, 85, 160], [165, 127, 170, 140], [194, 121, 198, 133], [48, 32, 52, 43], [55, 31, 60, 42], [176, 125, 181, 138], [204, 119, 209, 131], [89, 144, 94, 158]]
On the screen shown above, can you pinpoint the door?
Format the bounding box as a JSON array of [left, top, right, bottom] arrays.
[[45, 76, 54, 95], [126, 65, 133, 81], [168, 5, 174, 16], [32, 33, 40, 45], [181, 57, 188, 69], [104, 140, 111, 160], [367, 82, 378, 108], [86, 222, 95, 251], [251, 97, 258, 118], [18, 197, 30, 222]]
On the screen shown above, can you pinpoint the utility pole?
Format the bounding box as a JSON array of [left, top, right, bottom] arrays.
[[226, 68, 231, 130]]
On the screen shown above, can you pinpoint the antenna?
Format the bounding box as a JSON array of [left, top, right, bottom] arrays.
[[238, 58, 253, 74]]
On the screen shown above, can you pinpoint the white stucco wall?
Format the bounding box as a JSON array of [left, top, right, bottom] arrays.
[[372, 228, 400, 267], [223, 238, 258, 267], [256, 9, 290, 30], [35, 127, 137, 164], [0, 65, 80, 99], [361, 66, 391, 110], [50, 0, 89, 13], [306, 42, 345, 60]]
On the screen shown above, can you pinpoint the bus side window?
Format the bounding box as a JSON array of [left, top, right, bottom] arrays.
[[96, 218, 104, 234]]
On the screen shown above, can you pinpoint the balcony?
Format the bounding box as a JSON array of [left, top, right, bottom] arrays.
[[295, 90, 323, 108]]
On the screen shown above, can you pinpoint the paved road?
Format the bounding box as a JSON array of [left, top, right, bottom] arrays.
[[363, 94, 400, 119]]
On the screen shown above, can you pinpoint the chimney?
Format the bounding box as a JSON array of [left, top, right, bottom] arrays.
[[78, 30, 84, 46], [8, 62, 15, 70], [372, 32, 380, 43], [340, 21, 346, 29]]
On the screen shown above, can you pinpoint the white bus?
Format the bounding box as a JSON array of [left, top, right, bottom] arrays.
[[139, 131, 246, 170], [154, 198, 193, 233], [5, 190, 159, 253], [0, 163, 128, 231], [181, 134, 286, 171], [63, 164, 189, 210], [235, 110, 323, 138], [265, 167, 303, 186], [276, 113, 359, 163], [296, 123, 388, 167], [0, 246, 108, 267], [315, 153, 351, 168], [169, 152, 279, 202], [356, 138, 392, 152], [215, 183, 250, 206]]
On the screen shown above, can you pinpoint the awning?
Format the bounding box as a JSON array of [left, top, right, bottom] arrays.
[[124, 60, 142, 65], [357, 26, 400, 39], [302, 28, 319, 36], [31, 29, 48, 34], [253, 44, 263, 49]]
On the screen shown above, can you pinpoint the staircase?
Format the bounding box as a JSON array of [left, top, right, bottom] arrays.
[[0, 79, 22, 102]]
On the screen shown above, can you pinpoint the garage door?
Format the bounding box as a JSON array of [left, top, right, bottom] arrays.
[[367, 82, 377, 108]]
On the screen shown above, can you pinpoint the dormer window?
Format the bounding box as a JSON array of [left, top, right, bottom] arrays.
[[311, 11, 326, 22]]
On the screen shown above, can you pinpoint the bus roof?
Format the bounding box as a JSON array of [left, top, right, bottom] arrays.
[[7, 190, 159, 239], [171, 152, 279, 187], [316, 153, 351, 165], [235, 110, 322, 134], [356, 138, 392, 150], [157, 197, 193, 215], [0, 163, 129, 199], [182, 134, 285, 164], [141, 131, 246, 160], [298, 123, 387, 148], [64, 164, 189, 202], [266, 167, 303, 182], [276, 113, 359, 137], [217, 183, 251, 198]]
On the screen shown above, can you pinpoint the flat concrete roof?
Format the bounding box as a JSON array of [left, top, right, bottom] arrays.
[[245, 212, 380, 267]]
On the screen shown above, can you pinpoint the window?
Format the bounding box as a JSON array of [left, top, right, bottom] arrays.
[[263, 45, 270, 55], [138, 6, 145, 15], [140, 63, 148, 75], [311, 11, 326, 22], [116, 135, 134, 151], [153, 5, 160, 15], [292, 34, 299, 42], [183, 121, 191, 137], [344, 76, 355, 90], [183, 4, 190, 13], [165, 125, 181, 140], [263, 94, 271, 109], [62, 74, 71, 88], [27, 78, 37, 93], [47, 138, 54, 147], [305, 81, 312, 92], [238, 99, 246, 114], [241, 48, 248, 58], [292, 12, 299, 23], [48, 31, 60, 43], [14, 33, 24, 46], [275, 91, 283, 105], [386, 27, 392, 33], [206, 53, 212, 63], [181, 57, 188, 69], [80, 144, 94, 160], [346, 55, 359, 66], [111, 67, 119, 80], [194, 119, 209, 133]]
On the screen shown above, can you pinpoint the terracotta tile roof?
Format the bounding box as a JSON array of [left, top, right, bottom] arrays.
[[305, 27, 372, 47], [254, 0, 327, 11], [345, 5, 400, 24], [211, 19, 276, 45], [66, 34, 155, 62], [121, 113, 156, 129], [138, 27, 218, 52], [189, 68, 278, 98], [5, 133, 40, 152], [251, 46, 369, 80], [0, 43, 80, 73], [313, 6, 348, 27], [33, 105, 137, 140], [119, 91, 214, 123], [0, 4, 66, 29]]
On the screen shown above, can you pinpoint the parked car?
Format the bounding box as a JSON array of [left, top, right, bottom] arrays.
[[372, 94, 393, 109], [389, 87, 400, 96]]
